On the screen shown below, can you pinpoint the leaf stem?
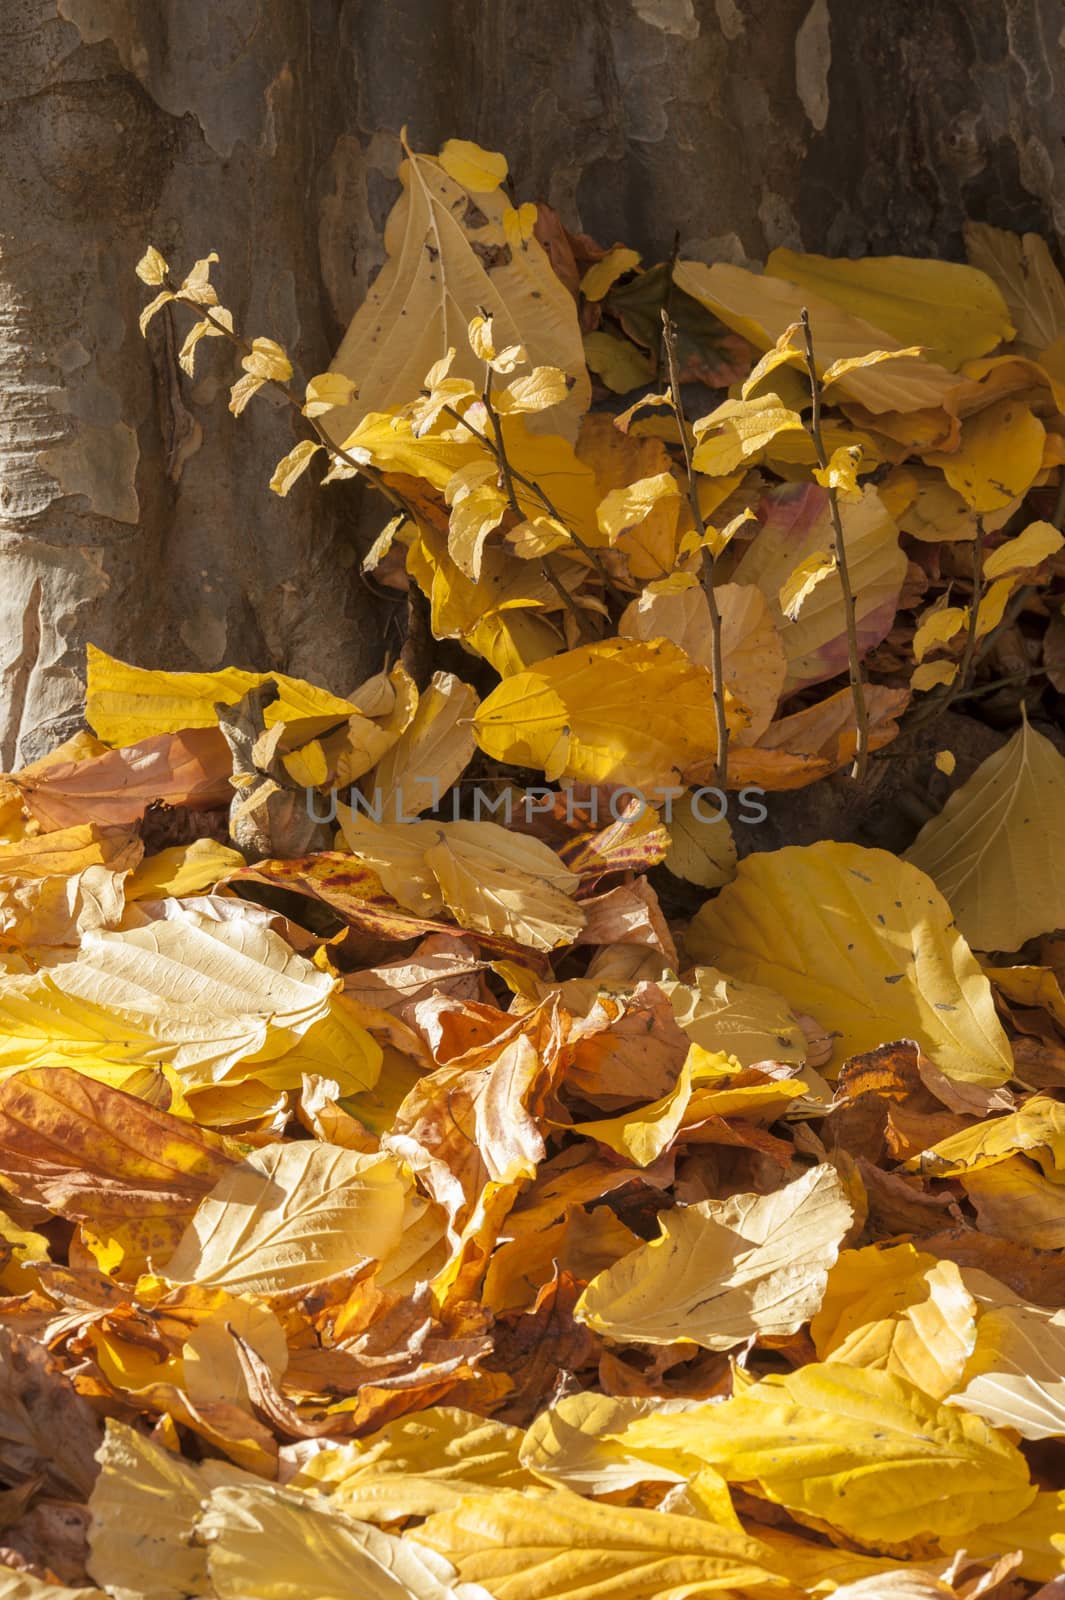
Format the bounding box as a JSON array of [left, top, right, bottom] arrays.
[[799, 307, 869, 782], [660, 308, 729, 789]]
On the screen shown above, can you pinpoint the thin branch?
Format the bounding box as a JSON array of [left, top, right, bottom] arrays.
[[481, 369, 586, 634], [660, 309, 729, 789], [440, 402, 615, 587], [799, 307, 870, 782], [166, 285, 414, 518]]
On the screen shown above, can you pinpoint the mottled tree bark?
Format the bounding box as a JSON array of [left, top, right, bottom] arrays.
[[2, 0, 1063, 761]]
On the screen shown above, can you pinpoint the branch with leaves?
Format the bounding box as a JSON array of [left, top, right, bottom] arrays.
[[661, 309, 730, 790], [798, 308, 871, 783]]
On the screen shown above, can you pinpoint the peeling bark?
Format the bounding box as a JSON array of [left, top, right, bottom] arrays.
[[1, 0, 1063, 760]]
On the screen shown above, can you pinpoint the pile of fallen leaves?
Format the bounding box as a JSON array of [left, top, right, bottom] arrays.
[[2, 136, 1065, 1599]]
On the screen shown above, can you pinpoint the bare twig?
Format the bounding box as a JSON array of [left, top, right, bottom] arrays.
[[661, 308, 729, 788], [799, 307, 870, 782]]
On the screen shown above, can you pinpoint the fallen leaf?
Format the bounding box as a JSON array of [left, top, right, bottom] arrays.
[[474, 637, 737, 789], [964, 223, 1065, 356], [948, 1302, 1065, 1439], [811, 1243, 978, 1399], [576, 1163, 852, 1349], [765, 248, 1013, 368], [618, 1362, 1035, 1546], [165, 1141, 409, 1296], [687, 841, 1014, 1085], [199, 1480, 493, 1599], [0, 1067, 238, 1275], [905, 715, 1065, 952], [414, 1486, 793, 1600]]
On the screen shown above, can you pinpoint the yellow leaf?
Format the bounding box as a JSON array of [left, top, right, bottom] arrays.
[[438, 136, 509, 193], [269, 438, 323, 497], [983, 518, 1064, 577], [200, 1480, 488, 1600], [686, 841, 1013, 1084], [962, 1156, 1065, 1249], [182, 1290, 288, 1411], [666, 966, 807, 1067], [474, 637, 737, 790], [620, 579, 785, 746], [227, 372, 264, 415], [495, 366, 571, 415], [765, 248, 1013, 368], [177, 308, 233, 377], [740, 323, 804, 398], [414, 1487, 794, 1600], [368, 670, 479, 822], [336, 809, 444, 914], [576, 1163, 851, 1349], [167, 1140, 408, 1295], [596, 472, 682, 576], [813, 443, 863, 496], [324, 142, 588, 445], [0, 1066, 237, 1276], [289, 1413, 530, 1523], [964, 222, 1065, 357], [898, 466, 1015, 543], [691, 393, 807, 476], [907, 1093, 1065, 1179], [580, 246, 641, 302], [948, 1302, 1065, 1439], [85, 643, 360, 745], [88, 1420, 244, 1598], [303, 372, 358, 416], [905, 715, 1065, 951], [424, 820, 584, 952], [520, 1392, 692, 1495], [974, 574, 1014, 637], [138, 288, 175, 336], [618, 1363, 1035, 1546], [942, 1488, 1065, 1584], [935, 749, 956, 775], [911, 659, 958, 692], [664, 792, 737, 889], [135, 245, 169, 285], [925, 398, 1045, 513], [241, 336, 292, 383], [502, 201, 537, 249], [179, 252, 219, 306], [913, 602, 968, 662], [820, 345, 928, 386], [779, 548, 838, 621], [568, 1053, 697, 1168], [583, 329, 655, 393], [811, 1243, 978, 1399], [0, 904, 381, 1094], [448, 483, 508, 580], [125, 838, 245, 901]]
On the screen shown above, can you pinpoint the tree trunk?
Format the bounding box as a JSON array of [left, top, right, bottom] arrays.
[[2, 0, 1063, 761]]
